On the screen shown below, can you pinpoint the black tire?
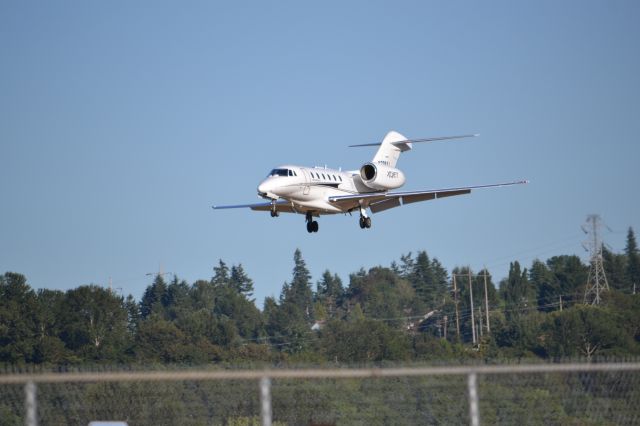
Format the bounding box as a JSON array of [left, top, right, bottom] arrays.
[[306, 222, 313, 233], [365, 217, 372, 228], [359, 217, 366, 229], [312, 221, 319, 232]]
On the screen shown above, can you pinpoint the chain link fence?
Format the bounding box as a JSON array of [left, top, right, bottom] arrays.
[[1, 363, 639, 425]]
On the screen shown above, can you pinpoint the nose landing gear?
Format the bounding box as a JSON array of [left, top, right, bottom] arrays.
[[305, 211, 319, 233], [270, 200, 279, 217]]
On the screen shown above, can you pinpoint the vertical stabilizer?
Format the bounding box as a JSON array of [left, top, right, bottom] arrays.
[[372, 131, 411, 168]]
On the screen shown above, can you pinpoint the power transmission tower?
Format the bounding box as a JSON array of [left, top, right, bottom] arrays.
[[582, 214, 610, 305]]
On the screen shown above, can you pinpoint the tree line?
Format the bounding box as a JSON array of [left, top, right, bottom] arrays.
[[1, 228, 639, 367]]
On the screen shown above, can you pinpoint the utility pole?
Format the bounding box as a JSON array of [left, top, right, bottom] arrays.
[[453, 275, 458, 338], [453, 275, 460, 340], [559, 295, 563, 311], [469, 269, 476, 346], [478, 307, 483, 338], [582, 214, 610, 305], [483, 269, 490, 334], [443, 315, 448, 340]]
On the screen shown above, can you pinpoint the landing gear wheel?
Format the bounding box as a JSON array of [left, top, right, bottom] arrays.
[[359, 216, 372, 229], [270, 210, 279, 218], [306, 220, 319, 233]]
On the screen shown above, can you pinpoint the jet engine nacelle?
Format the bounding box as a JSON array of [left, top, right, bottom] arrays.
[[359, 162, 406, 190]]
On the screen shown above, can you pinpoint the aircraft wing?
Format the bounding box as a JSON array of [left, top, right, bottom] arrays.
[[212, 199, 299, 213], [328, 180, 528, 213]]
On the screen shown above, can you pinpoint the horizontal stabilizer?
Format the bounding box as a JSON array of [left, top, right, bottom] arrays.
[[349, 134, 478, 148]]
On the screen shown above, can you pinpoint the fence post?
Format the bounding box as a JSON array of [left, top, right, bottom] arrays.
[[467, 372, 479, 426], [260, 376, 272, 426], [25, 381, 38, 426]]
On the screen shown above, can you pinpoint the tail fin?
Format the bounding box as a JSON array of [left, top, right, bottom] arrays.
[[372, 131, 410, 168], [349, 131, 478, 168]]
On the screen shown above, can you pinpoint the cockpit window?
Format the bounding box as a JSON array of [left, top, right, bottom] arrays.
[[268, 169, 289, 177]]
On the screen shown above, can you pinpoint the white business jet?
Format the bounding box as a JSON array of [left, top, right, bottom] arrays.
[[213, 131, 527, 233]]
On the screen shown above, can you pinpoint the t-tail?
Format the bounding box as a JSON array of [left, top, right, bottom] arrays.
[[350, 130, 479, 168]]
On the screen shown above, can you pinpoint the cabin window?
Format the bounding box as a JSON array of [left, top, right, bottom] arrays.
[[322, 174, 326, 179], [338, 176, 342, 182]]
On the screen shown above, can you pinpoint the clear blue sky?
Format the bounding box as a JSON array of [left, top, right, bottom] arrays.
[[2, 1, 639, 306]]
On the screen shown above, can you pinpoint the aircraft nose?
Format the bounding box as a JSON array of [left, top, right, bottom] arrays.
[[257, 181, 269, 197]]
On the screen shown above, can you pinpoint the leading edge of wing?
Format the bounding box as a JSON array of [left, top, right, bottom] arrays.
[[212, 199, 290, 211], [328, 179, 529, 203]]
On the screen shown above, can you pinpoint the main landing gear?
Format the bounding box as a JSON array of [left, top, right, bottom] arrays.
[[306, 212, 319, 233], [359, 216, 372, 229], [359, 207, 372, 229]]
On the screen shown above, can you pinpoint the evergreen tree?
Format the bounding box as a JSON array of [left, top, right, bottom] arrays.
[[500, 261, 535, 318], [229, 264, 254, 297], [345, 267, 418, 328], [283, 249, 314, 320], [530, 260, 558, 312], [212, 259, 230, 287], [316, 270, 344, 318], [625, 227, 640, 291], [0, 273, 39, 363], [397, 252, 415, 279], [407, 251, 449, 310], [546, 255, 588, 307], [602, 246, 627, 291], [140, 274, 170, 319], [165, 276, 192, 320]]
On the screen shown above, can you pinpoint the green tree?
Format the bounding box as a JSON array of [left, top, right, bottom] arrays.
[[625, 227, 640, 291], [59, 285, 130, 361], [542, 305, 628, 360], [500, 261, 535, 318], [603, 246, 627, 291], [190, 279, 216, 311], [229, 264, 254, 298], [0, 272, 39, 363], [263, 251, 316, 354], [320, 318, 410, 362], [316, 270, 344, 319], [530, 259, 558, 312], [139, 274, 169, 319], [213, 285, 264, 339], [212, 259, 230, 287], [284, 249, 314, 318], [407, 251, 446, 309], [546, 255, 588, 307], [33, 289, 69, 363], [346, 267, 418, 328], [165, 276, 192, 321]]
